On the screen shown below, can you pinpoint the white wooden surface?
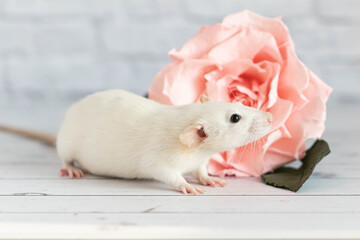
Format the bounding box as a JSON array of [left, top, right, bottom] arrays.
[[0, 103, 359, 239]]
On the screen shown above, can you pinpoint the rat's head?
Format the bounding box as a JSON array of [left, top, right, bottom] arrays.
[[179, 96, 272, 153]]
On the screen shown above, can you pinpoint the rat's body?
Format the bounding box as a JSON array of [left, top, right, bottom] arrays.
[[58, 90, 208, 180], [57, 89, 272, 194]]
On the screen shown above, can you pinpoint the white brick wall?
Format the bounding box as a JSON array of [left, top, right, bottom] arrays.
[[8, 56, 105, 92], [102, 23, 200, 55], [185, 0, 312, 19], [316, 0, 360, 18], [33, 22, 96, 56], [0, 22, 34, 55], [2, 0, 124, 16], [0, 0, 359, 105]]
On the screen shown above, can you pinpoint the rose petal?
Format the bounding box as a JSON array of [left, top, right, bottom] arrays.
[[204, 59, 254, 82], [263, 129, 282, 153], [267, 65, 280, 108], [208, 28, 282, 64], [208, 150, 252, 177], [301, 70, 333, 122], [226, 142, 266, 176], [263, 126, 292, 156], [309, 71, 333, 102], [206, 76, 232, 102], [267, 98, 293, 131], [212, 143, 267, 177], [256, 62, 281, 109], [291, 70, 332, 139], [169, 23, 239, 61], [207, 152, 227, 176], [269, 111, 308, 159], [222, 10, 295, 50], [278, 46, 309, 110], [150, 59, 219, 105], [262, 150, 294, 174], [148, 62, 178, 105], [268, 69, 332, 161]]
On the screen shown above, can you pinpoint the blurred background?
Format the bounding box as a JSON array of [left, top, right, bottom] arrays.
[[0, 0, 358, 113]]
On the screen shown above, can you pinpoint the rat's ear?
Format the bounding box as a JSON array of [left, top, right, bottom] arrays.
[[179, 123, 207, 149], [200, 95, 211, 103]]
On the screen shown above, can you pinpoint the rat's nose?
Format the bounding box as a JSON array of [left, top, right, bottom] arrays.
[[265, 112, 272, 124]]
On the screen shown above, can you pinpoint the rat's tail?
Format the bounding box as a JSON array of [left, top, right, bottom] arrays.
[[0, 125, 56, 147]]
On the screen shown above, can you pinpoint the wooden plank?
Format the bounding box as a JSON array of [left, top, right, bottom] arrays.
[[0, 133, 58, 165], [0, 161, 359, 179], [1, 149, 358, 170], [0, 163, 100, 179], [0, 178, 359, 196], [0, 213, 359, 239], [0, 196, 359, 213]]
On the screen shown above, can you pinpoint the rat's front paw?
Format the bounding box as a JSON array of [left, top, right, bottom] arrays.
[[176, 183, 206, 195], [199, 176, 227, 187]]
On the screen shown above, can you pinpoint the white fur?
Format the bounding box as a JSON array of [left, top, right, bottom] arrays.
[[56, 89, 272, 192]]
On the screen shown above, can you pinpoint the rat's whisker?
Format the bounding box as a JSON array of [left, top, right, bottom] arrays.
[[237, 144, 248, 165], [229, 146, 240, 166]]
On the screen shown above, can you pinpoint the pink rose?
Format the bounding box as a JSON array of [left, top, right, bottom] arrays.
[[148, 10, 332, 177]]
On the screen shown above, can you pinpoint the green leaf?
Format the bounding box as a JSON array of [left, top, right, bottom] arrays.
[[261, 139, 331, 192]]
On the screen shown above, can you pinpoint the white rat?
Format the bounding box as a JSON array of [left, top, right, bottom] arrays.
[[55, 89, 272, 194]]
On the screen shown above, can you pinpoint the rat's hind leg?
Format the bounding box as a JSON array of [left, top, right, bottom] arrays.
[[192, 162, 227, 187], [150, 168, 206, 195], [57, 141, 86, 178], [59, 160, 86, 179]]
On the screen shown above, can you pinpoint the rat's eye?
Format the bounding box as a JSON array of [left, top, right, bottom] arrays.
[[230, 114, 241, 123]]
